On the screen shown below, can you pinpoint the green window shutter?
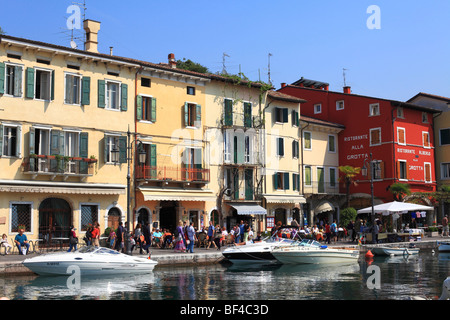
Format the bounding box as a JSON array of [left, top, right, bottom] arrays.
[[284, 172, 290, 190], [292, 174, 296, 191], [278, 138, 284, 156], [29, 127, 35, 155], [194, 148, 202, 169], [26, 68, 35, 99], [195, 104, 202, 128], [50, 130, 62, 156], [104, 135, 109, 163], [121, 83, 128, 111], [151, 98, 157, 122], [0, 62, 5, 95], [79, 132, 89, 158], [150, 144, 157, 179], [304, 166, 311, 185], [244, 102, 252, 127], [283, 108, 288, 123], [136, 95, 143, 121], [184, 102, 189, 127], [0, 125, 3, 156], [118, 136, 127, 164], [273, 173, 278, 190], [98, 80, 105, 108], [81, 77, 91, 105], [51, 70, 55, 101], [224, 99, 233, 126]]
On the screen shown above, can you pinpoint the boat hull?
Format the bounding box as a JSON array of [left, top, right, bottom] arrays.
[[371, 247, 420, 256], [272, 248, 359, 265], [438, 242, 450, 253]]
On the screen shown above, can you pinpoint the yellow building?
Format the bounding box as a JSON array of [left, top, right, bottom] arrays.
[[408, 93, 450, 221], [299, 115, 345, 226], [132, 55, 215, 232], [262, 91, 307, 227], [0, 20, 138, 245]]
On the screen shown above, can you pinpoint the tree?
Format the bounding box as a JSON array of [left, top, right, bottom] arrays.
[[176, 58, 209, 74], [0, 27, 5, 35], [340, 207, 358, 229], [339, 165, 361, 208], [389, 182, 411, 202]]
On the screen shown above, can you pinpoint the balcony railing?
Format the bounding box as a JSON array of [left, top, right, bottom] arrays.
[[136, 165, 210, 183], [22, 156, 96, 177], [303, 181, 342, 195], [221, 113, 262, 129]]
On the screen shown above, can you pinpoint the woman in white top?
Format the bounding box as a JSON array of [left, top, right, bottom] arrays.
[[1, 234, 12, 255]]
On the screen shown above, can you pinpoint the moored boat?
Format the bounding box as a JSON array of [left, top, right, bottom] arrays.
[[370, 246, 420, 256], [437, 241, 450, 253], [23, 246, 157, 276], [271, 239, 359, 264]]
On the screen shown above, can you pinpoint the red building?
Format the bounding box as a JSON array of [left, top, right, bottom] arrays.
[[279, 78, 439, 207]]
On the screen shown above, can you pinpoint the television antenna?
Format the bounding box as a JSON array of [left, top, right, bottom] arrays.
[[268, 53, 273, 85], [222, 53, 230, 75], [343, 68, 348, 87]]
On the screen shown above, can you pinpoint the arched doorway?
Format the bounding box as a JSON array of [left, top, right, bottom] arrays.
[[107, 207, 122, 231], [275, 208, 286, 226], [137, 208, 150, 227], [39, 198, 72, 242], [210, 209, 219, 226]]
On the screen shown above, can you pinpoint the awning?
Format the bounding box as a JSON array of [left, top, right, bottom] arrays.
[[229, 203, 267, 215], [263, 195, 306, 204], [314, 202, 335, 214], [140, 187, 216, 202]]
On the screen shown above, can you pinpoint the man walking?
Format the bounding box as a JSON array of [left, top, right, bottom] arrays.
[[443, 215, 449, 237], [186, 222, 196, 253]]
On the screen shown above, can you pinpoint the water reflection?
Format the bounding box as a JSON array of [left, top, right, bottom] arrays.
[[0, 249, 448, 300]]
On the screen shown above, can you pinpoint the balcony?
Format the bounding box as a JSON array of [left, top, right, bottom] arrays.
[[136, 166, 210, 184], [22, 156, 96, 180], [221, 113, 262, 129], [303, 181, 342, 195]]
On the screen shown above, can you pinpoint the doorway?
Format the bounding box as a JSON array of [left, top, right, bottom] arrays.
[[107, 207, 121, 231], [159, 201, 178, 232], [38, 198, 72, 243]]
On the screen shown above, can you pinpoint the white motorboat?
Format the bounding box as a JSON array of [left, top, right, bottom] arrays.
[[437, 241, 450, 253], [271, 239, 360, 264], [370, 246, 420, 256], [22, 246, 157, 276], [222, 226, 301, 265]]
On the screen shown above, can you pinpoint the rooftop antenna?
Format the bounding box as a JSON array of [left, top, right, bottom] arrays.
[[222, 53, 230, 75], [268, 53, 273, 85], [69, 0, 87, 49], [343, 68, 348, 87]]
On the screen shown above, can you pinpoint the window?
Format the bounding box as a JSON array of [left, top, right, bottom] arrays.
[[244, 135, 254, 164], [440, 128, 450, 146], [275, 107, 288, 123], [328, 135, 336, 153], [372, 161, 383, 180], [80, 204, 99, 231], [105, 135, 126, 164], [184, 102, 201, 128], [273, 172, 289, 190], [424, 162, 432, 183], [329, 167, 337, 187], [10, 202, 32, 233], [1, 63, 23, 97], [397, 107, 404, 118], [292, 110, 299, 127], [137, 95, 156, 122], [224, 130, 232, 163], [303, 131, 312, 150], [398, 160, 408, 180], [187, 86, 195, 95], [141, 77, 151, 88], [224, 99, 233, 126], [304, 166, 312, 186], [397, 127, 406, 145], [422, 112, 428, 123], [441, 163, 450, 179], [65, 73, 81, 105], [292, 140, 299, 158], [106, 81, 120, 110], [336, 100, 344, 110], [370, 128, 381, 146], [293, 173, 300, 191], [35, 69, 52, 101], [369, 103, 380, 116], [244, 102, 252, 128], [314, 104, 322, 114], [276, 137, 284, 156], [1, 125, 21, 157], [422, 131, 430, 148]]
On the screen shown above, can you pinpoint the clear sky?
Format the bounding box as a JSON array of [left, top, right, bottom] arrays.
[[1, 0, 449, 101]]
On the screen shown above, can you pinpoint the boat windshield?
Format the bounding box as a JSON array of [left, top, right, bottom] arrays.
[[77, 246, 121, 255], [297, 239, 322, 247]]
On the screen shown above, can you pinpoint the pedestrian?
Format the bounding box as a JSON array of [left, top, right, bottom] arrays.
[[214, 225, 222, 250], [206, 221, 217, 249], [234, 224, 241, 244], [142, 222, 152, 254], [134, 223, 143, 252], [331, 220, 338, 243], [68, 226, 78, 252], [373, 222, 379, 243], [84, 225, 93, 246], [243, 221, 250, 243], [239, 220, 245, 243], [443, 215, 449, 237], [92, 221, 100, 247], [347, 220, 354, 242], [115, 221, 124, 251], [186, 222, 196, 253], [325, 223, 331, 244], [174, 220, 186, 253], [108, 228, 116, 249], [14, 228, 30, 255], [1, 234, 12, 255]]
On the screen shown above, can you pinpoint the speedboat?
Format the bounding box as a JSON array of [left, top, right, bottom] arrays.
[[22, 246, 157, 276], [370, 245, 420, 256], [222, 226, 300, 265], [271, 239, 360, 264], [437, 241, 450, 253]]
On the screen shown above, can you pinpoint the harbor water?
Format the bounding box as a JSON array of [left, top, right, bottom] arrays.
[[1, 248, 448, 300]]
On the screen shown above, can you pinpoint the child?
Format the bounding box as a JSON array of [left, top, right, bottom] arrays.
[[1, 234, 12, 255]]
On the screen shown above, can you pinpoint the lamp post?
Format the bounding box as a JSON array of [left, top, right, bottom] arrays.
[[362, 152, 381, 244]]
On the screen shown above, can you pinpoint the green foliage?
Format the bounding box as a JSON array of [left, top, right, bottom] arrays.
[[389, 182, 411, 201], [339, 165, 361, 208], [340, 207, 358, 228], [176, 58, 209, 74], [0, 27, 5, 35]]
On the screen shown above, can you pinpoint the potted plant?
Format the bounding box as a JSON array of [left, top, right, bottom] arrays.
[[426, 226, 439, 237], [84, 155, 98, 163]]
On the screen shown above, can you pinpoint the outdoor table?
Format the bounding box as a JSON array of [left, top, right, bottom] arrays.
[[51, 237, 69, 250]]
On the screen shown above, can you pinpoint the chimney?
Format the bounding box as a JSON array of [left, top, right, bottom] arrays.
[[168, 53, 177, 68], [343, 86, 351, 94], [281, 83, 286, 88], [109, 47, 113, 56], [84, 20, 101, 53]]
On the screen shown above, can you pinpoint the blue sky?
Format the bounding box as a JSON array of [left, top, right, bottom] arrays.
[[1, 0, 449, 101]]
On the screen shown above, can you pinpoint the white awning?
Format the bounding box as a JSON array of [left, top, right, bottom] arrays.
[[140, 187, 216, 202], [263, 195, 306, 204], [229, 203, 267, 215], [314, 202, 334, 214]]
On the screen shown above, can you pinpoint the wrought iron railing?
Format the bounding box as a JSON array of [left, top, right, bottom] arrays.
[[136, 165, 210, 183], [303, 181, 342, 195], [22, 156, 96, 176]]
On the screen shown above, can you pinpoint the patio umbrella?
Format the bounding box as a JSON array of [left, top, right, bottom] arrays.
[[357, 201, 434, 216]]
